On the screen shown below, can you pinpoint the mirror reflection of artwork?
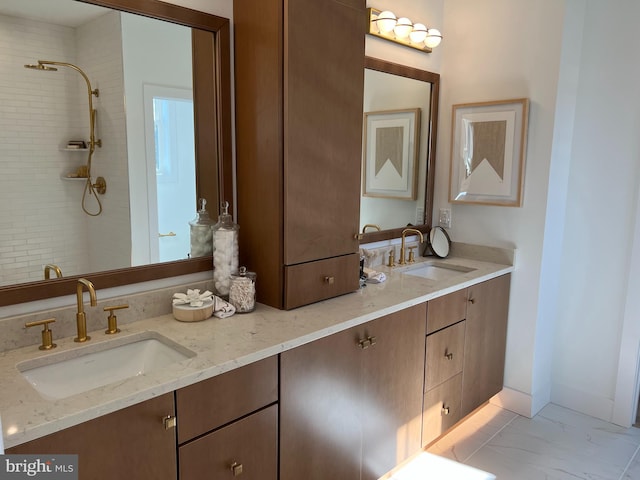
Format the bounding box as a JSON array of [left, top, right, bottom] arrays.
[[363, 109, 420, 200], [375, 126, 404, 188], [450, 99, 529, 207]]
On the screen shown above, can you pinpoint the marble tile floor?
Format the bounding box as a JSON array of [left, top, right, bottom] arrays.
[[416, 403, 640, 479]]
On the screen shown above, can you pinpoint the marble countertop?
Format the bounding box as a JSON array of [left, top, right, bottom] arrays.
[[0, 255, 513, 449]]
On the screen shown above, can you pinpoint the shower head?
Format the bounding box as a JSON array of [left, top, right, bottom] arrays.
[[24, 62, 58, 71]]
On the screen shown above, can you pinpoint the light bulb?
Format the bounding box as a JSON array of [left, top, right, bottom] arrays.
[[394, 17, 413, 39], [409, 23, 427, 44], [376, 10, 397, 34], [425, 28, 442, 48]]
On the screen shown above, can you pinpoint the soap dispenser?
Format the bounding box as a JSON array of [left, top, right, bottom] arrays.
[[189, 198, 213, 258], [212, 201, 239, 297]]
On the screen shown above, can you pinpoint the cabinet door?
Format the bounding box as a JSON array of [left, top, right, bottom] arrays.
[[361, 304, 427, 480], [284, 0, 365, 264], [179, 405, 277, 480], [462, 274, 511, 416], [280, 325, 363, 480], [7, 393, 176, 480]]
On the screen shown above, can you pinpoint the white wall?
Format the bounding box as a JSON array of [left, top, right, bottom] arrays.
[[436, 0, 567, 417], [552, 0, 640, 423], [0, 14, 91, 285]]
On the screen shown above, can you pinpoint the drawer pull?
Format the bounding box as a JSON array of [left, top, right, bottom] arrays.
[[324, 276, 335, 285], [445, 352, 454, 360], [369, 336, 377, 346], [230, 462, 243, 476], [442, 405, 450, 416], [468, 297, 476, 304], [162, 415, 177, 430], [358, 338, 372, 349]]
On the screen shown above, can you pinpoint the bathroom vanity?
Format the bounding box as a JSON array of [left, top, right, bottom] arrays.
[[2, 252, 512, 480]]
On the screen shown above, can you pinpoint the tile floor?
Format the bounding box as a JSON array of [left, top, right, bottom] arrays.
[[417, 403, 640, 479]]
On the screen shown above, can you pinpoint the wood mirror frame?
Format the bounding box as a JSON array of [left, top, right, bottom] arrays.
[[359, 57, 440, 244], [0, 0, 232, 307]]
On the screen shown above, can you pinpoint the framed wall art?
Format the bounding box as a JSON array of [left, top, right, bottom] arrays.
[[362, 108, 421, 200], [449, 98, 529, 206]]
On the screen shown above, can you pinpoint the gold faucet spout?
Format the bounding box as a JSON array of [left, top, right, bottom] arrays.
[[399, 228, 424, 265], [44, 264, 63, 279], [75, 278, 97, 342]]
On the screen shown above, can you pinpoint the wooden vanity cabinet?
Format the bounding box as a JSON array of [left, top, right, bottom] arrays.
[[280, 304, 426, 480], [234, 0, 366, 309], [176, 357, 278, 480], [462, 274, 511, 417], [7, 393, 177, 480], [422, 274, 511, 445]]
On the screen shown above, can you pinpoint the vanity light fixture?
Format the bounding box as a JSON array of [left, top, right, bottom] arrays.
[[367, 8, 442, 53]]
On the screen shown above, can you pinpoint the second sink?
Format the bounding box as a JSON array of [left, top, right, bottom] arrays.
[[402, 261, 476, 281], [18, 331, 196, 400]]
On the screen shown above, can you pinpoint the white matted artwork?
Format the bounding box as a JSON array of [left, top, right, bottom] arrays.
[[449, 98, 529, 206], [363, 108, 421, 200]]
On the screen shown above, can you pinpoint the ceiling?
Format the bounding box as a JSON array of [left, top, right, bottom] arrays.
[[0, 0, 109, 27]]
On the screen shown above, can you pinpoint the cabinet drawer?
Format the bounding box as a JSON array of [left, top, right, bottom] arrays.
[[176, 356, 278, 443], [179, 405, 278, 480], [427, 289, 468, 334], [422, 373, 462, 447], [425, 321, 465, 391], [284, 253, 360, 309]]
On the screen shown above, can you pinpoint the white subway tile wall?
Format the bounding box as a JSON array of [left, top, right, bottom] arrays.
[[0, 11, 130, 286]]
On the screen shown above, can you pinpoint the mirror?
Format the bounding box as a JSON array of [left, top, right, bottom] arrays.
[[0, 0, 232, 306], [359, 57, 440, 244], [425, 226, 451, 258]]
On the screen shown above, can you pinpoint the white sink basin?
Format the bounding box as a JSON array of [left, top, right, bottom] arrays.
[[402, 261, 476, 281], [18, 332, 195, 400]]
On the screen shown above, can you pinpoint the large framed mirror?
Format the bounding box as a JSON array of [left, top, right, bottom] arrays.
[[0, 0, 232, 306], [359, 57, 439, 244]]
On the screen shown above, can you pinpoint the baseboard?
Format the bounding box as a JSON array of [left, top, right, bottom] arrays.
[[550, 382, 614, 423], [490, 386, 550, 418]]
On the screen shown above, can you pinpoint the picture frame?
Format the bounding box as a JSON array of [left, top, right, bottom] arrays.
[[362, 108, 421, 200], [449, 98, 529, 207]]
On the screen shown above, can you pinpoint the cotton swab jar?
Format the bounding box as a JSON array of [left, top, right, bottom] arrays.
[[229, 267, 256, 313]]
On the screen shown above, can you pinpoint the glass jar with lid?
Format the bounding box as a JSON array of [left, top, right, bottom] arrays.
[[189, 198, 213, 258], [229, 266, 256, 313], [212, 201, 239, 297]]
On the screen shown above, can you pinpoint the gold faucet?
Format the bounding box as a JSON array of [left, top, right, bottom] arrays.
[[75, 278, 97, 342], [399, 228, 424, 265], [44, 264, 62, 279]]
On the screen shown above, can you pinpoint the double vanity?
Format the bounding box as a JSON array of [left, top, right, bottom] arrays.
[[1, 245, 513, 479]]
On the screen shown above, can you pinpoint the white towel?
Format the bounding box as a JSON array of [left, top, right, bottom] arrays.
[[213, 295, 236, 318], [366, 272, 386, 284]]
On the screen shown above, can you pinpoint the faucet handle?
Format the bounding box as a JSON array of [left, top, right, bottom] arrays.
[[408, 246, 417, 263], [25, 318, 57, 350], [387, 249, 396, 267], [104, 304, 129, 334]]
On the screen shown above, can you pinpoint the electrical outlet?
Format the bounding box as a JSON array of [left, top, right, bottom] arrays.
[[416, 207, 425, 225], [439, 208, 451, 228]]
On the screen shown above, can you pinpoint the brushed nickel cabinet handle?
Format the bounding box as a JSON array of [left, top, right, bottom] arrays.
[[162, 415, 177, 430], [324, 276, 335, 284], [369, 336, 377, 346], [445, 352, 454, 360], [468, 297, 475, 304], [358, 338, 372, 349], [442, 406, 450, 416]]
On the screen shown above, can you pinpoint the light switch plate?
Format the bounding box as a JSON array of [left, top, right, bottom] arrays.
[[439, 208, 451, 228]]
